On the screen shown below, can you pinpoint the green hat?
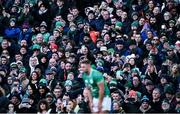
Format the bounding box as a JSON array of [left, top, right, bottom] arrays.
[[39, 78, 48, 86], [109, 79, 117, 86], [116, 70, 124, 77], [55, 21, 64, 28], [19, 67, 27, 73], [115, 21, 123, 27], [124, 81, 133, 88], [32, 44, 41, 50], [164, 84, 175, 94], [131, 68, 141, 75], [131, 21, 139, 27], [108, 48, 115, 55], [10, 62, 18, 68], [64, 80, 72, 86], [96, 59, 104, 66]]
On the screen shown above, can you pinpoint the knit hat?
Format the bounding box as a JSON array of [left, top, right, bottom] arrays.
[[32, 44, 41, 50], [141, 95, 150, 103], [129, 90, 137, 97], [46, 92, 54, 98], [55, 21, 64, 28], [22, 22, 30, 29], [19, 67, 27, 73], [64, 80, 72, 86], [50, 43, 58, 50], [115, 21, 123, 27], [109, 79, 117, 87], [164, 84, 175, 94], [10, 62, 18, 68], [40, 21, 47, 28], [131, 21, 139, 27]]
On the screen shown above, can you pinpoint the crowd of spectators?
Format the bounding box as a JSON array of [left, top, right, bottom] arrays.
[[0, 0, 180, 113]]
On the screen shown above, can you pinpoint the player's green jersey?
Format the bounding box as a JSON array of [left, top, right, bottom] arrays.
[[82, 68, 110, 98]]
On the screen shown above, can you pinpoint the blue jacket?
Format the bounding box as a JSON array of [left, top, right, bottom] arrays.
[[4, 27, 21, 41]]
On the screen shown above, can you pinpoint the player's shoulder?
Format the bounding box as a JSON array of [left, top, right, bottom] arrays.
[[92, 68, 103, 76]]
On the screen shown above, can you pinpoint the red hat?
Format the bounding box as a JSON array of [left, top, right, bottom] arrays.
[[50, 43, 58, 50]]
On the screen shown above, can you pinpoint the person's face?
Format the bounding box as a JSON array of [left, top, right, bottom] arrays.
[[20, 40, 27, 46], [121, 12, 127, 19], [65, 85, 71, 91], [65, 63, 72, 71], [11, 96, 18, 104], [176, 31, 180, 39], [46, 96, 53, 103], [46, 74, 53, 81], [53, 30, 60, 38], [113, 102, 120, 111], [102, 11, 110, 20], [166, 93, 173, 100], [41, 57, 47, 63], [96, 41, 104, 48], [164, 13, 171, 21], [80, 63, 89, 73], [133, 77, 140, 86], [27, 85, 33, 94], [1, 58, 7, 64], [112, 93, 120, 101], [52, 53, 59, 60], [32, 72, 38, 80], [116, 9, 123, 17], [104, 34, 110, 42], [20, 48, 27, 55], [54, 88, 62, 98], [7, 77, 13, 85], [160, 77, 167, 84], [135, 35, 141, 42], [142, 102, 149, 109], [67, 101, 74, 110], [148, 0, 154, 8], [81, 47, 88, 55], [67, 14, 74, 22], [68, 73, 74, 80], [8, 104, 14, 112], [172, 65, 178, 73], [88, 13, 94, 20], [40, 5, 46, 11], [162, 102, 170, 111], [116, 44, 124, 50], [72, 8, 79, 16], [129, 58, 135, 66], [40, 103, 46, 110], [49, 59, 56, 67], [56, 99, 62, 109], [56, 0, 64, 7], [10, 21, 16, 27], [139, 18, 145, 25], [150, 17, 156, 24], [40, 26, 46, 33], [153, 7, 160, 15], [147, 31, 153, 39], [37, 36, 43, 44], [30, 58, 38, 66], [39, 88, 45, 94], [152, 90, 160, 100], [15, 54, 22, 61], [1, 40, 9, 49]]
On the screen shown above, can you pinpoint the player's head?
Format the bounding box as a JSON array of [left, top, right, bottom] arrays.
[[79, 59, 91, 73]]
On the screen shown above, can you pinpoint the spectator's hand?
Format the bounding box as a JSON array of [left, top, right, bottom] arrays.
[[2, 10, 10, 18], [98, 102, 102, 113]]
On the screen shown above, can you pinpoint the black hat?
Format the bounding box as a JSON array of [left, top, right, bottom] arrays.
[[164, 84, 175, 94], [128, 40, 136, 46], [115, 40, 124, 45]]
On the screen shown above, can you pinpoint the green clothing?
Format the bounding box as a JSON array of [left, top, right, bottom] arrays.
[[82, 68, 110, 98]]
